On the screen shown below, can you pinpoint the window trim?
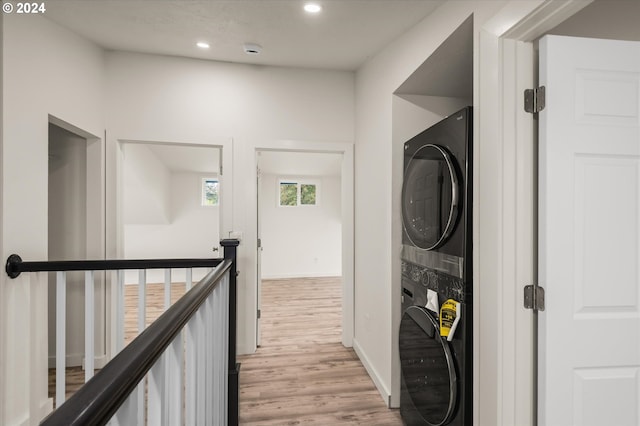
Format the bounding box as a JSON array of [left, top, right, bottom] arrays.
[[201, 176, 220, 207], [277, 177, 319, 207]]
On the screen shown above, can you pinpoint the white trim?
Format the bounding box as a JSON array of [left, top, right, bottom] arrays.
[[276, 177, 320, 207], [19, 398, 54, 426], [261, 272, 342, 280], [247, 139, 354, 354], [47, 353, 109, 370], [201, 176, 220, 207], [36, 398, 53, 424], [476, 1, 594, 425], [353, 338, 391, 407], [502, 0, 593, 41]]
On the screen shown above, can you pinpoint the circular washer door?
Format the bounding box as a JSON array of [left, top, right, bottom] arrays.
[[399, 305, 457, 426], [402, 144, 459, 250]]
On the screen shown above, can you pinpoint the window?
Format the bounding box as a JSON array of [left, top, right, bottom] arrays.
[[278, 179, 318, 206], [280, 182, 298, 206], [202, 178, 219, 206], [300, 184, 316, 205]]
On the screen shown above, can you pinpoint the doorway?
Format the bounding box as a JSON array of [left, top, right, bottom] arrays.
[[488, 1, 640, 425], [256, 150, 343, 347], [118, 141, 222, 285], [47, 118, 104, 369]]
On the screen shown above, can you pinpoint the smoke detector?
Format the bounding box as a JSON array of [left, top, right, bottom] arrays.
[[243, 43, 262, 55]]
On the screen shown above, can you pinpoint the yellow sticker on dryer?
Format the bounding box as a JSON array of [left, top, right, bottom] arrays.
[[440, 299, 461, 341]]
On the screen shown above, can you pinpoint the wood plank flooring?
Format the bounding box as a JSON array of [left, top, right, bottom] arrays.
[[48, 277, 402, 425], [239, 277, 402, 425]]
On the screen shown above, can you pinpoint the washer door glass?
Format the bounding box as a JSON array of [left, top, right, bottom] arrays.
[[402, 144, 458, 250], [400, 306, 457, 426]]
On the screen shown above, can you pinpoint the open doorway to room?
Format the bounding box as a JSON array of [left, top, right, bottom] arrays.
[[256, 150, 343, 348], [47, 118, 104, 388], [241, 148, 393, 424], [118, 141, 223, 351], [118, 141, 222, 288]]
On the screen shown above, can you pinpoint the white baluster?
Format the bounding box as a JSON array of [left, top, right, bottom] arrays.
[[116, 270, 125, 352], [148, 351, 166, 425], [137, 270, 146, 424], [213, 283, 222, 423], [137, 381, 145, 425], [222, 274, 229, 423], [196, 306, 206, 424], [109, 389, 138, 426], [164, 268, 171, 311], [167, 336, 183, 425], [85, 270, 95, 382], [185, 315, 197, 425], [56, 271, 66, 407], [205, 290, 214, 424], [138, 270, 146, 332], [186, 268, 193, 291]]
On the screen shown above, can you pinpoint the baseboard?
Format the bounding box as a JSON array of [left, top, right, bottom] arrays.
[[48, 353, 108, 369], [261, 272, 342, 280], [352, 337, 392, 407], [36, 398, 53, 423], [14, 398, 54, 426]]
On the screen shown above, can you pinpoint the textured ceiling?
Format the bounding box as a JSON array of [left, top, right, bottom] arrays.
[[44, 0, 445, 71]]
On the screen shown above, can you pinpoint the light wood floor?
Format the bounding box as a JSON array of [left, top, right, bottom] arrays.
[[48, 278, 402, 425], [238, 277, 402, 425]]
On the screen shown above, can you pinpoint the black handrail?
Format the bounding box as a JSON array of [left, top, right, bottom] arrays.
[[6, 239, 241, 425], [5, 255, 222, 279], [40, 258, 233, 425]]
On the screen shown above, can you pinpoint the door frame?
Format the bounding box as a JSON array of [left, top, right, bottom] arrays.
[[249, 140, 354, 351], [47, 115, 107, 368], [109, 137, 232, 358], [476, 1, 593, 425]]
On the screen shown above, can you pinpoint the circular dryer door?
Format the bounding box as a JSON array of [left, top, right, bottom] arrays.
[[399, 306, 457, 426], [402, 144, 459, 250]]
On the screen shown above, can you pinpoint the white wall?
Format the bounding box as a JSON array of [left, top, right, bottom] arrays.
[[123, 168, 220, 284], [259, 173, 341, 279], [122, 144, 171, 225], [105, 51, 354, 354], [353, 0, 507, 408], [2, 15, 105, 425]]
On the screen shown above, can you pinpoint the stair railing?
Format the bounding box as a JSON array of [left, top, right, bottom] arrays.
[[5, 239, 240, 426]]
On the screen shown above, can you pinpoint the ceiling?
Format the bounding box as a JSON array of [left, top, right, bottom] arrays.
[[152, 144, 220, 173], [44, 0, 445, 71]]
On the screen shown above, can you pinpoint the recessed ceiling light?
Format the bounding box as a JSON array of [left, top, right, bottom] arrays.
[[196, 42, 210, 49], [304, 3, 322, 13]]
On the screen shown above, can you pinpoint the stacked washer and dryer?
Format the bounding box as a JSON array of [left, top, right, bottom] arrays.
[[399, 107, 473, 426]]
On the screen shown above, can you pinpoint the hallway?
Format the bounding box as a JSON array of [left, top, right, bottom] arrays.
[[238, 277, 402, 425]]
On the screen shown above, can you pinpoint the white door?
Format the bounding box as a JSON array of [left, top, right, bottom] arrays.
[[539, 35, 640, 426]]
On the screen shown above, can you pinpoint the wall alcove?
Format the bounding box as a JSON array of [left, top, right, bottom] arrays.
[[390, 13, 474, 407], [394, 14, 473, 121]]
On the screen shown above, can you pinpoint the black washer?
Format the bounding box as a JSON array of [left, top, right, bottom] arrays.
[[399, 306, 457, 426]]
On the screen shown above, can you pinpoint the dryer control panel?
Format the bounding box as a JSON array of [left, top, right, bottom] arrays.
[[401, 261, 469, 303]]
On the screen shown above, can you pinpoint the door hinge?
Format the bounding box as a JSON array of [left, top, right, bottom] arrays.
[[524, 86, 546, 114], [257, 309, 261, 319], [257, 238, 262, 249], [524, 285, 545, 311]]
